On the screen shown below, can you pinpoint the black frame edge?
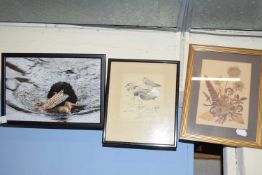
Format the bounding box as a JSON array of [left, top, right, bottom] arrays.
[[1, 53, 106, 130], [102, 58, 180, 150]]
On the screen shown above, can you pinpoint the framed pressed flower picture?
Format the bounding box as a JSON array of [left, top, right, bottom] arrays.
[[180, 44, 262, 148]]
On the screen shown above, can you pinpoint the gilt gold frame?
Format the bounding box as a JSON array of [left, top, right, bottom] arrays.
[[180, 44, 262, 148]]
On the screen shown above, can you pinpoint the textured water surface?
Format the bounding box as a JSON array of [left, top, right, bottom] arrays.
[[5, 57, 101, 123]]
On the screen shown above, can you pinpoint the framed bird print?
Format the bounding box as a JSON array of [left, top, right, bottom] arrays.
[[180, 44, 262, 148], [103, 59, 180, 150], [1, 53, 106, 129]]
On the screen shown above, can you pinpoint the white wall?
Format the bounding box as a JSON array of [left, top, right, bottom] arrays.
[[0, 23, 180, 61], [236, 147, 262, 175]]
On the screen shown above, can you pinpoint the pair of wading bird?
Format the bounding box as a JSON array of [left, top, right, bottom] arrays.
[[35, 78, 161, 114]]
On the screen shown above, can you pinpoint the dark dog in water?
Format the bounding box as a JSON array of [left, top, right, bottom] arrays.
[[48, 81, 78, 104], [36, 82, 78, 114]]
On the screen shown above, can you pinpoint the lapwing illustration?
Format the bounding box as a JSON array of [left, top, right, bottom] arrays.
[[142, 77, 161, 98], [125, 77, 161, 101], [143, 77, 161, 87]]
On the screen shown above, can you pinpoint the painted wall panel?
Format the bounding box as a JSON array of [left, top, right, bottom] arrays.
[[0, 123, 193, 175], [0, 23, 193, 175]]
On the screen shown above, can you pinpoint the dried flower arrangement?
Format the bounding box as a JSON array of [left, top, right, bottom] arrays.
[[202, 66, 247, 125]]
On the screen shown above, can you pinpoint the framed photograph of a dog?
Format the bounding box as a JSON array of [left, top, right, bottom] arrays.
[[180, 44, 262, 148], [103, 59, 180, 150], [1, 53, 106, 129]]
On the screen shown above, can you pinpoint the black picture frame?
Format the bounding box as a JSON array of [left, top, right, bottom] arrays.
[[103, 59, 180, 150], [1, 53, 106, 129]]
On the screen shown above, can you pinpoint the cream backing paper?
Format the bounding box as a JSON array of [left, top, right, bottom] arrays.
[[195, 59, 251, 129], [106, 62, 177, 144]]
